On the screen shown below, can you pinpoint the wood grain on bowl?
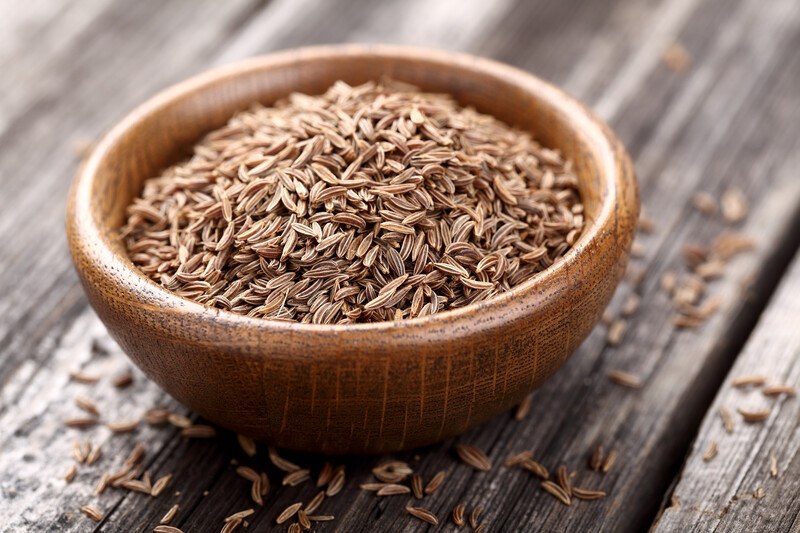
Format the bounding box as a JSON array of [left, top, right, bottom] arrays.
[[66, 45, 638, 454]]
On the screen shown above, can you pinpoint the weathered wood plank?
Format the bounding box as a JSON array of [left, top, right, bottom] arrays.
[[653, 249, 800, 532], [1, 0, 800, 531]]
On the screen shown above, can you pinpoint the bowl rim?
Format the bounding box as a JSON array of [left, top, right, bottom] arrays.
[[70, 43, 631, 334]]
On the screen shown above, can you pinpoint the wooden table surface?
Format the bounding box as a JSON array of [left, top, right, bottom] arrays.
[[1, 0, 799, 531]]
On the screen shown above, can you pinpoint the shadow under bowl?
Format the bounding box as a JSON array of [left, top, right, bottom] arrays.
[[66, 44, 638, 454]]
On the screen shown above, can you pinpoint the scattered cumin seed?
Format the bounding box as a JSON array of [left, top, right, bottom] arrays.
[[107, 419, 139, 433], [269, 447, 301, 473], [452, 504, 466, 527], [682, 244, 708, 269], [606, 319, 627, 346], [702, 441, 718, 462], [692, 191, 717, 215], [276, 502, 303, 524], [738, 407, 770, 423], [72, 439, 90, 463], [260, 472, 270, 496], [94, 473, 110, 494], [237, 434, 257, 457], [79, 505, 103, 522], [225, 508, 255, 522], [694, 259, 726, 280], [122, 479, 152, 494], [541, 480, 571, 505], [455, 444, 492, 471], [64, 464, 78, 482], [406, 505, 439, 525], [153, 526, 183, 533], [660, 270, 677, 295], [86, 444, 102, 465], [720, 187, 748, 224], [638, 209, 656, 233], [236, 466, 259, 482], [154, 526, 184, 533], [317, 462, 333, 487], [74, 395, 100, 416], [372, 460, 412, 483], [520, 458, 549, 479], [505, 450, 533, 468], [712, 233, 755, 260], [475, 523, 488, 533], [282, 468, 310, 487], [731, 375, 768, 388], [297, 509, 311, 530], [286, 523, 300, 533], [515, 394, 532, 420], [671, 315, 699, 329], [424, 470, 446, 495], [377, 483, 411, 496], [607, 370, 643, 389], [572, 487, 607, 500], [662, 42, 691, 73], [325, 466, 345, 496], [126, 443, 146, 466], [601, 450, 618, 473], [678, 296, 722, 321], [181, 424, 216, 438], [601, 308, 615, 327], [360, 483, 388, 491], [305, 491, 325, 514], [411, 474, 423, 499], [621, 293, 641, 317], [753, 486, 765, 500], [556, 466, 572, 495], [151, 474, 172, 497], [161, 503, 179, 524], [112, 371, 134, 388], [70, 371, 100, 384], [250, 478, 263, 506], [762, 385, 796, 397], [143, 409, 170, 425], [64, 416, 98, 429], [307, 515, 335, 522], [470, 505, 484, 528], [589, 444, 603, 472], [167, 413, 192, 428]]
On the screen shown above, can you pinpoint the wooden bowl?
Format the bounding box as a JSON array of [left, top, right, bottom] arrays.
[[66, 45, 638, 454]]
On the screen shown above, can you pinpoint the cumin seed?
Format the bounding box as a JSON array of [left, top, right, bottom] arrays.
[[406, 506, 438, 525], [607, 370, 643, 389], [702, 441, 718, 462], [452, 504, 466, 527], [424, 470, 447, 495], [455, 444, 492, 471]]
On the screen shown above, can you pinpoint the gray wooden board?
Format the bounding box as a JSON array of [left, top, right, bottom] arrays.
[[653, 249, 800, 533], [1, 0, 799, 531]]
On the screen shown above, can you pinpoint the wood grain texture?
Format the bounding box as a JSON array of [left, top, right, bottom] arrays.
[[66, 45, 638, 454], [1, 0, 800, 530], [653, 250, 800, 532]]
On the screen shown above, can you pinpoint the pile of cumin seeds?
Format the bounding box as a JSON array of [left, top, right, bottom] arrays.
[[122, 80, 583, 324]]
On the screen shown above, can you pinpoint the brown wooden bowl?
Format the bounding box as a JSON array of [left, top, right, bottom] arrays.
[[66, 44, 638, 454]]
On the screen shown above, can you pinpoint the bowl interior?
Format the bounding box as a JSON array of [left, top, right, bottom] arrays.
[[90, 49, 606, 270]]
